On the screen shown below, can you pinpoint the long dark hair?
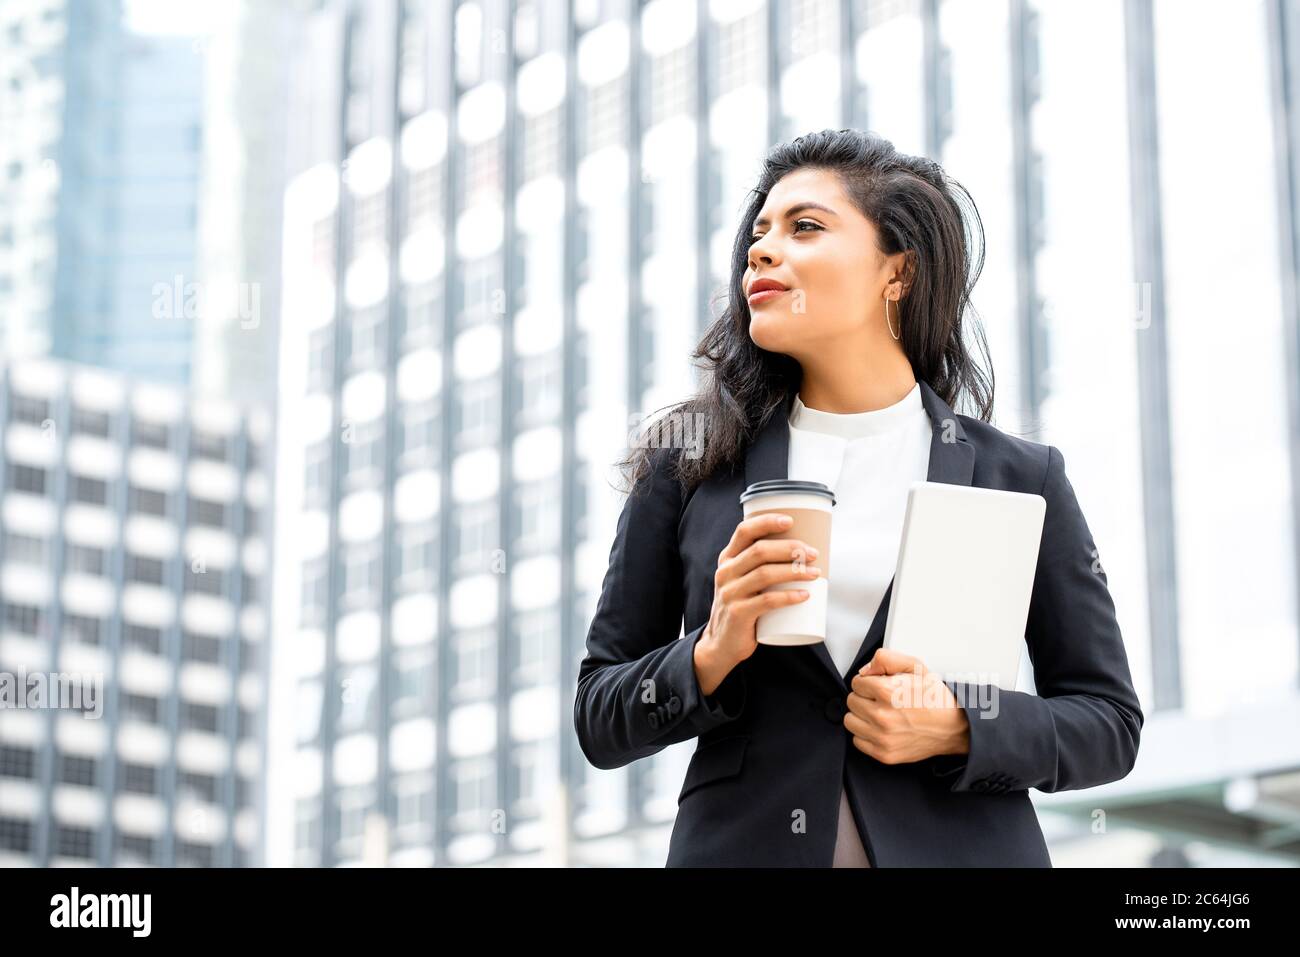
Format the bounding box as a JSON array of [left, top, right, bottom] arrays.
[[616, 128, 995, 498]]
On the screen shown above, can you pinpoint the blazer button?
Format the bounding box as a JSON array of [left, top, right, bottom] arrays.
[[824, 698, 848, 724]]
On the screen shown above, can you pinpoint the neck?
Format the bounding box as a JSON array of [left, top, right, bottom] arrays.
[[796, 351, 917, 414]]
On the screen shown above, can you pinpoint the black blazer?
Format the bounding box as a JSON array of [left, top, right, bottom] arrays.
[[574, 379, 1144, 866]]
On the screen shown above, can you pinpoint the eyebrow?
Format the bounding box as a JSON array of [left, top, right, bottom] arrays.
[[753, 201, 839, 229]]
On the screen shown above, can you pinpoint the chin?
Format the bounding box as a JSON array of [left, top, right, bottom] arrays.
[[754, 315, 790, 353], [749, 312, 802, 353]]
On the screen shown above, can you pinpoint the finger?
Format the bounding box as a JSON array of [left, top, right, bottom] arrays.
[[718, 537, 820, 589], [844, 690, 882, 721], [733, 586, 813, 623], [726, 559, 822, 603], [843, 710, 879, 741], [849, 674, 894, 703], [860, 647, 927, 677], [719, 513, 797, 563], [849, 733, 879, 759]]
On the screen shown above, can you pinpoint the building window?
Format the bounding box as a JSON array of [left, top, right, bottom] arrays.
[[647, 44, 693, 126], [127, 554, 166, 587], [514, 607, 557, 683], [64, 614, 103, 646], [121, 763, 158, 795], [515, 478, 560, 554], [55, 825, 95, 859], [59, 754, 96, 788], [118, 833, 155, 864], [394, 773, 432, 835], [335, 786, 372, 851], [241, 571, 258, 605], [454, 376, 499, 449], [191, 430, 230, 462], [182, 630, 223, 664], [70, 474, 109, 506], [179, 771, 218, 804], [398, 401, 438, 466], [187, 495, 228, 528], [402, 281, 441, 345], [182, 701, 220, 734], [450, 756, 493, 832], [391, 646, 434, 718], [456, 255, 503, 329], [347, 304, 387, 370], [128, 484, 169, 516], [341, 542, 381, 607], [184, 564, 226, 597], [403, 166, 443, 235], [0, 745, 36, 779], [337, 665, 377, 734], [122, 692, 161, 724], [396, 521, 437, 590], [71, 406, 111, 438], [5, 531, 48, 566], [452, 626, 494, 699], [178, 841, 214, 867], [3, 602, 43, 636], [8, 463, 47, 496], [8, 393, 50, 427], [581, 75, 626, 156], [0, 817, 32, 853], [517, 351, 561, 426], [454, 500, 497, 574], [521, 105, 562, 183], [509, 742, 539, 818], [123, 624, 163, 656], [65, 543, 106, 576], [349, 191, 388, 255], [295, 798, 320, 857], [344, 417, 385, 485], [131, 417, 171, 450]]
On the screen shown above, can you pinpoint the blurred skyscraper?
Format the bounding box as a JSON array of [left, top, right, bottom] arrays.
[[0, 0, 204, 386], [191, 0, 309, 403], [0, 356, 272, 866], [267, 0, 1300, 868]]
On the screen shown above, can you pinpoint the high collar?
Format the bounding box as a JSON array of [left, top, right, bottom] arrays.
[[789, 380, 924, 440]]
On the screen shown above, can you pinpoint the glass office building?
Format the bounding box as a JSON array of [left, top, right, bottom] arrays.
[[0, 0, 205, 387], [271, 0, 1299, 867], [0, 357, 272, 866]]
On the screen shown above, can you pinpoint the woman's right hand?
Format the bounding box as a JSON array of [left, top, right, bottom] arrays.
[[694, 512, 822, 695]]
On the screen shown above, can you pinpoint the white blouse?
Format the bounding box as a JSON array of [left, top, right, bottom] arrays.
[[787, 379, 932, 867]]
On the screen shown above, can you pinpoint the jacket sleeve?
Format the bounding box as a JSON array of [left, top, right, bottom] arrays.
[[929, 444, 1144, 794], [573, 446, 748, 771]]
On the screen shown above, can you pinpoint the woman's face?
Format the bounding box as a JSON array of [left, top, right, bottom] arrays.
[[743, 167, 904, 358]]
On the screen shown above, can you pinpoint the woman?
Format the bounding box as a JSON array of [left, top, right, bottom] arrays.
[[573, 129, 1144, 867]]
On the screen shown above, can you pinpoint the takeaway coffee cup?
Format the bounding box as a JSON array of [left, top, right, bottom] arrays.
[[738, 479, 835, 645]]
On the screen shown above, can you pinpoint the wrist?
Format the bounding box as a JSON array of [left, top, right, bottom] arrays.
[[945, 711, 971, 756], [693, 630, 733, 697]]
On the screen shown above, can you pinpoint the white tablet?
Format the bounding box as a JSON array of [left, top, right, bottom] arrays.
[[881, 481, 1046, 692]]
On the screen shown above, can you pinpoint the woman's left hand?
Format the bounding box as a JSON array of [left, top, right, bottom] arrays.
[[844, 648, 971, 764]]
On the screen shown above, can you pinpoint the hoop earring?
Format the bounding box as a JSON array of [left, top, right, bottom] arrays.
[[885, 295, 900, 340]]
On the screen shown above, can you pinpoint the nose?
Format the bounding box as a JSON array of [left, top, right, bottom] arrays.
[[748, 236, 778, 270]]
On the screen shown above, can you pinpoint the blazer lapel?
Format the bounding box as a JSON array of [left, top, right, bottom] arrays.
[[742, 379, 977, 688]]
